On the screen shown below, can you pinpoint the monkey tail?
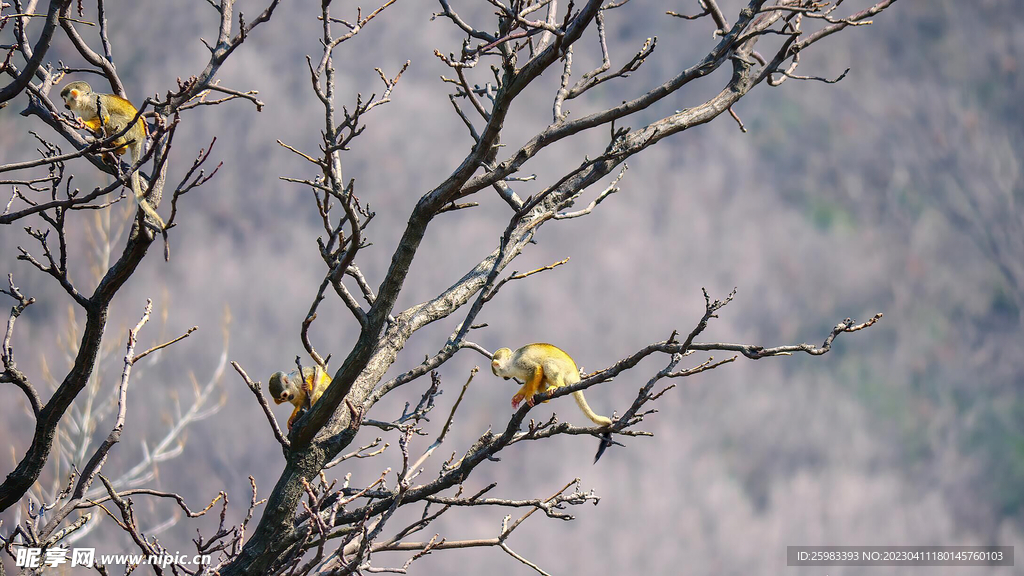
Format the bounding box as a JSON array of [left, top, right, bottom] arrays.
[[593, 432, 614, 464], [572, 390, 612, 427], [127, 140, 165, 232], [570, 389, 618, 463], [130, 169, 166, 231]]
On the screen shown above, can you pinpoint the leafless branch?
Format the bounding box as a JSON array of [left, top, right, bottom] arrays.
[[1, 273, 39, 416], [233, 361, 290, 450], [131, 325, 197, 364], [2, 0, 898, 572]]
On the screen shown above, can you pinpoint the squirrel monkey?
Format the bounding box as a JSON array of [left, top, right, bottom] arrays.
[[491, 343, 617, 462], [60, 81, 166, 231], [268, 366, 332, 429]]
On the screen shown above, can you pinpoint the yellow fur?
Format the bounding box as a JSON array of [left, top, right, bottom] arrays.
[[268, 366, 332, 429], [491, 343, 612, 427], [60, 81, 164, 230]]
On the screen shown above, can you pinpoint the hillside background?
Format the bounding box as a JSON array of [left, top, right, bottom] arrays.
[[1, 1, 1021, 574]]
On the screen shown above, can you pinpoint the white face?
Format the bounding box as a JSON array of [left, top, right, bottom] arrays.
[[273, 374, 294, 404], [491, 349, 511, 379], [62, 88, 86, 113]]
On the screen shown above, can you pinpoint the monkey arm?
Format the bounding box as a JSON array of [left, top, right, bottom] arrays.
[[511, 385, 526, 408], [81, 117, 102, 133], [302, 372, 317, 409], [78, 116, 132, 156], [287, 406, 302, 429], [112, 140, 131, 155], [310, 372, 331, 405], [512, 365, 545, 408]]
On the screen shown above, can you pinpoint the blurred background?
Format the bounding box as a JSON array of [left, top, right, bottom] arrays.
[[1, 0, 1021, 574]]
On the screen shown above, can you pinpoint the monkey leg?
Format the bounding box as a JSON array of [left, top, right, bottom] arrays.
[[538, 374, 563, 405]]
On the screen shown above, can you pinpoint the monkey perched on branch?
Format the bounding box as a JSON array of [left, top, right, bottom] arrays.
[[61, 81, 166, 232], [268, 366, 332, 429], [491, 343, 617, 462]]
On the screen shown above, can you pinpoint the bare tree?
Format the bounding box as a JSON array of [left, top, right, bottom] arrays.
[[1, 0, 895, 574]]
